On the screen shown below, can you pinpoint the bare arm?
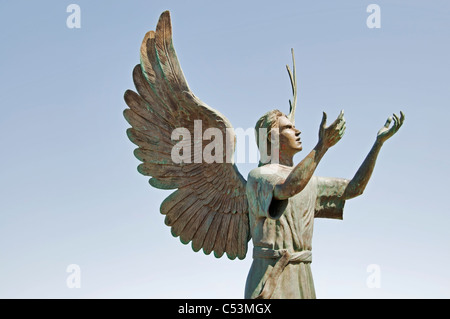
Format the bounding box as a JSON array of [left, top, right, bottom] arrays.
[[274, 111, 346, 200], [343, 111, 405, 199]]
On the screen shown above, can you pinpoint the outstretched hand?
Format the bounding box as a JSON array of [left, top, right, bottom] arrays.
[[319, 110, 346, 149], [376, 111, 405, 144]]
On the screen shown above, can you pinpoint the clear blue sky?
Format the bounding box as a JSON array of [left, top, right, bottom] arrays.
[[0, 0, 449, 298]]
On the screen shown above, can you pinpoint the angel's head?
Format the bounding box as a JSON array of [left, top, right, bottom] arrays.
[[255, 110, 302, 166]]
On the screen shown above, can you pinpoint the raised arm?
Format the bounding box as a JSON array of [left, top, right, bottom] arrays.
[[342, 111, 405, 199], [274, 111, 346, 200]]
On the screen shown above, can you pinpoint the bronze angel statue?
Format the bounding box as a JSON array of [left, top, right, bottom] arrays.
[[123, 11, 404, 299]]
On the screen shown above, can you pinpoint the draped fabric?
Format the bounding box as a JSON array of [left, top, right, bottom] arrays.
[[245, 164, 349, 299]]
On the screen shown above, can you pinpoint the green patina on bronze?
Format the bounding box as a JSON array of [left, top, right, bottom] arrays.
[[123, 10, 405, 299]]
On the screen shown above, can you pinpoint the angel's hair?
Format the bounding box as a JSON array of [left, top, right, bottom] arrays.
[[255, 109, 285, 166]]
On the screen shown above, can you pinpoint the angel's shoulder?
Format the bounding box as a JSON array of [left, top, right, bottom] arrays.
[[248, 164, 291, 182]]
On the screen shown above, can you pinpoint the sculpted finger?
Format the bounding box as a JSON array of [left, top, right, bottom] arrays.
[[393, 113, 400, 130], [399, 111, 405, 126], [336, 117, 345, 130], [384, 116, 392, 128], [334, 130, 344, 143], [321, 112, 327, 128], [339, 124, 346, 137], [331, 112, 344, 129]]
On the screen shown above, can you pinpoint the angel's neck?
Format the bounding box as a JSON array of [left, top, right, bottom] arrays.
[[278, 153, 294, 167], [261, 151, 294, 167]]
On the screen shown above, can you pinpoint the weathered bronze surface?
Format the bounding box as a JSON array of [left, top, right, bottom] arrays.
[[123, 11, 404, 299]]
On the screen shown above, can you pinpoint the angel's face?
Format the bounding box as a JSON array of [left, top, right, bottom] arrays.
[[275, 116, 302, 155]]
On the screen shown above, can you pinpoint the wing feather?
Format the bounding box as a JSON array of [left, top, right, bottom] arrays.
[[225, 214, 239, 260], [163, 191, 197, 226], [132, 65, 178, 126], [171, 198, 205, 238], [180, 206, 210, 245], [124, 11, 250, 260], [154, 13, 189, 93], [202, 213, 223, 255], [213, 213, 232, 258], [191, 211, 216, 252]]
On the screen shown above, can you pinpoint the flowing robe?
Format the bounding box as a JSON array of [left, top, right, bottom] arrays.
[[244, 164, 349, 299]]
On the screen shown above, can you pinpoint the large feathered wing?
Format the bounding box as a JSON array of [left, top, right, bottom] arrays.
[[123, 11, 250, 260]]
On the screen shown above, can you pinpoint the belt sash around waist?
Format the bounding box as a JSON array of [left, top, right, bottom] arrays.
[[252, 247, 312, 299]]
